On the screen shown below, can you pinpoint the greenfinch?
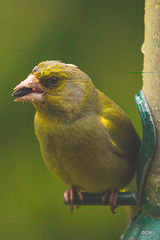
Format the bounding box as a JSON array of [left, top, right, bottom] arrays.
[[12, 61, 140, 213]]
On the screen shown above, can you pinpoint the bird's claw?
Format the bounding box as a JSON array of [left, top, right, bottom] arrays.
[[65, 186, 83, 214], [102, 190, 118, 214]]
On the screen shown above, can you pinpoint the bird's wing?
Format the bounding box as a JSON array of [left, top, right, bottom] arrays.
[[99, 91, 140, 160]]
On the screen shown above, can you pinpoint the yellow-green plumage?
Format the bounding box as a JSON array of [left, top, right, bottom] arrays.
[[13, 60, 140, 196]]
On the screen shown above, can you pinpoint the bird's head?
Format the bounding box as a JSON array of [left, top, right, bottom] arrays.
[[12, 61, 97, 119]]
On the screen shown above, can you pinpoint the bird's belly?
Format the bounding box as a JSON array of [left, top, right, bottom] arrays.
[[35, 115, 135, 193], [39, 135, 134, 193]]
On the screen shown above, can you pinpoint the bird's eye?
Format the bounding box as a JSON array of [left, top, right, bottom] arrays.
[[49, 76, 59, 85]]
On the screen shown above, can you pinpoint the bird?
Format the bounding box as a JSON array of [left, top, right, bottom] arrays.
[[12, 60, 140, 213]]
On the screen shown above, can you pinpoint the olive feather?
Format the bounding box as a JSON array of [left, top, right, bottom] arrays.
[[13, 60, 141, 214]]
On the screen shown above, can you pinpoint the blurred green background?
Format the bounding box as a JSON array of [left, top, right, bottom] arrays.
[[1, 1, 143, 239]]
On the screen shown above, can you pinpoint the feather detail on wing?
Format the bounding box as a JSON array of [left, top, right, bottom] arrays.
[[99, 91, 140, 161]]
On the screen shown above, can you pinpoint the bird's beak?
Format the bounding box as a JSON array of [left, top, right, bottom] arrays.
[[12, 74, 45, 102]]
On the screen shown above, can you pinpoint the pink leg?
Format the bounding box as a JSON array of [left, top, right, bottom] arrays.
[[65, 186, 83, 214], [102, 190, 118, 214], [109, 190, 118, 213]]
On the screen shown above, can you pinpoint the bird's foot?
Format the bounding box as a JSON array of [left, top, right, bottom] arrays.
[[65, 186, 83, 214], [102, 190, 118, 214]]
